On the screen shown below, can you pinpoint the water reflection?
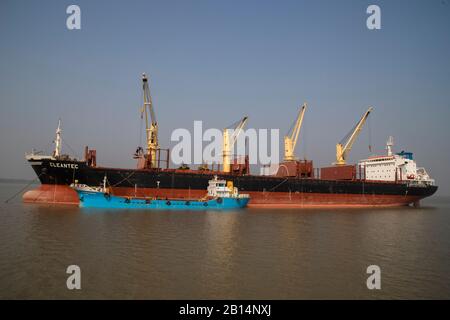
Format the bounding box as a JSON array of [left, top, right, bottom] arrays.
[[0, 183, 449, 299]]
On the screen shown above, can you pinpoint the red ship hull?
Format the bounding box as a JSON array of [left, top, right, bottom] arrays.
[[23, 185, 424, 208]]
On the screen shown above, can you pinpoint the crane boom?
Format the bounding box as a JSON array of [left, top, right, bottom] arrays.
[[335, 107, 373, 165], [230, 116, 248, 146], [284, 103, 307, 161], [141, 73, 159, 168], [222, 116, 248, 173]]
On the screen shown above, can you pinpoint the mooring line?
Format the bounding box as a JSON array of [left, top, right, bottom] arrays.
[[268, 178, 289, 192], [4, 173, 43, 204]]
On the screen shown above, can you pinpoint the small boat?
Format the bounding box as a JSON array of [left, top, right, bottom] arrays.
[[70, 176, 250, 210]]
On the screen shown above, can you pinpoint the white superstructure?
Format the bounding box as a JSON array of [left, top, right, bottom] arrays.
[[25, 120, 63, 162], [207, 175, 249, 199], [358, 136, 434, 186], [71, 176, 108, 194]]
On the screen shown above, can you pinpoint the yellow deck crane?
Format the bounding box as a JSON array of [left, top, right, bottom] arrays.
[[284, 103, 307, 161], [222, 116, 248, 173], [141, 73, 159, 168], [334, 107, 373, 165]]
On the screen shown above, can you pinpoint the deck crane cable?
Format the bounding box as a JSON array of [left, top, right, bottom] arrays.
[[226, 118, 244, 130], [303, 116, 307, 160], [139, 110, 143, 148], [339, 120, 359, 146], [334, 107, 373, 165], [61, 137, 80, 160], [141, 73, 159, 168], [144, 77, 156, 125], [222, 116, 248, 173], [284, 103, 307, 161], [111, 171, 136, 187], [268, 177, 289, 192], [134, 91, 145, 158], [286, 114, 297, 137], [368, 115, 372, 153], [224, 116, 249, 145]]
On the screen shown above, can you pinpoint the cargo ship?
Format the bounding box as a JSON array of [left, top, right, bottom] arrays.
[[71, 175, 250, 210], [23, 74, 437, 207]]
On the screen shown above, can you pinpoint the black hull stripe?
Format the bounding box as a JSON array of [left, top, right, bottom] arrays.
[[29, 160, 438, 197]]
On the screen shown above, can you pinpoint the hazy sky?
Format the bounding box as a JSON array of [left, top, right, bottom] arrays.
[[1, 0, 450, 195]]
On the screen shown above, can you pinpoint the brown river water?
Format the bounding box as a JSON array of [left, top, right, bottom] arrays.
[[0, 181, 449, 299]]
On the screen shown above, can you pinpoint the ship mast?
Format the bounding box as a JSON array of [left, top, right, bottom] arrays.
[[141, 73, 159, 168], [53, 119, 62, 158], [386, 136, 394, 156]]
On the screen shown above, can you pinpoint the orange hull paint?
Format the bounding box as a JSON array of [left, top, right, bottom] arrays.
[[23, 185, 421, 208], [23, 185, 79, 205]]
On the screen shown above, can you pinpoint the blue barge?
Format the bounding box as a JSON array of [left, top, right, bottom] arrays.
[[71, 176, 250, 210]]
